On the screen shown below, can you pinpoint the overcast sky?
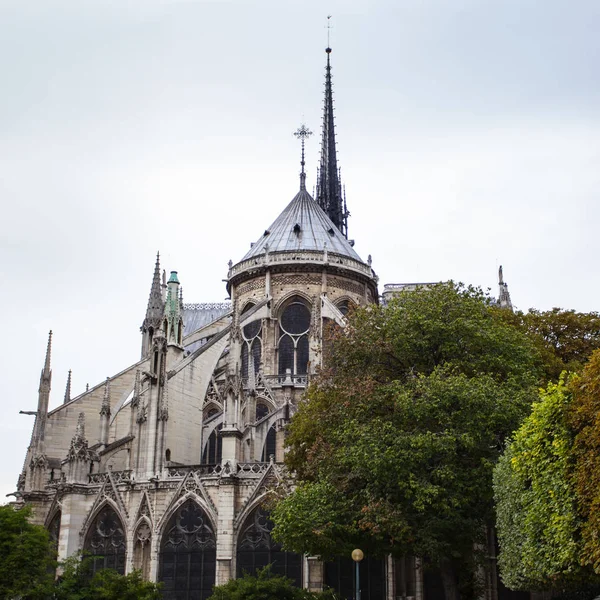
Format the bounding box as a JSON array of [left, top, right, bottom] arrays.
[[1, 0, 598, 501]]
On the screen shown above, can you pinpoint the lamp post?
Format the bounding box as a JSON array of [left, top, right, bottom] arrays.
[[351, 548, 364, 600]]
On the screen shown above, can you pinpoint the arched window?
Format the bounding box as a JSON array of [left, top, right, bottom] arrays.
[[236, 507, 301, 586], [83, 505, 126, 575], [278, 297, 311, 375], [261, 425, 277, 462], [256, 402, 269, 421], [241, 304, 262, 379], [47, 511, 61, 552], [336, 300, 352, 316], [159, 500, 216, 600], [202, 408, 222, 465]]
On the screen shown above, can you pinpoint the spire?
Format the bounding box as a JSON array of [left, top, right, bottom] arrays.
[[63, 369, 72, 404], [498, 265, 513, 311], [100, 377, 111, 417], [43, 330, 52, 374], [145, 253, 164, 324], [293, 123, 313, 191], [141, 253, 165, 357], [316, 45, 348, 237], [74, 412, 85, 442]]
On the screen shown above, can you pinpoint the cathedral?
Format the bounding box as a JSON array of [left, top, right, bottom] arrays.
[[15, 47, 514, 600]]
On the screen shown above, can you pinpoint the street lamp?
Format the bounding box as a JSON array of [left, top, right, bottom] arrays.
[[351, 548, 364, 600]]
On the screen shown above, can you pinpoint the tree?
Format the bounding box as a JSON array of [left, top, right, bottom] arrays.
[[492, 307, 600, 383], [569, 349, 600, 573], [207, 566, 339, 600], [0, 504, 56, 599], [53, 553, 162, 600], [493, 377, 592, 592], [272, 283, 539, 600]]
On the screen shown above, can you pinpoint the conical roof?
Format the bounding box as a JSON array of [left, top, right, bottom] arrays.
[[241, 187, 362, 262]]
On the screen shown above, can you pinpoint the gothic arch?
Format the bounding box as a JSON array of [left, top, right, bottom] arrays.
[[158, 498, 217, 600], [235, 504, 302, 586], [82, 501, 127, 575], [273, 290, 313, 315]]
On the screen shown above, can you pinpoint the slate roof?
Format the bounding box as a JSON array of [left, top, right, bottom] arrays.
[[241, 187, 363, 262]]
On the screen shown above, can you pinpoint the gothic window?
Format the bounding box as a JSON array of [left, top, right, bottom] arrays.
[[241, 303, 262, 379], [202, 409, 222, 465], [47, 511, 61, 552], [278, 297, 311, 376], [256, 402, 269, 421], [133, 521, 152, 580], [336, 300, 352, 316], [83, 505, 126, 575], [261, 425, 276, 462], [236, 507, 301, 586], [159, 500, 216, 600]]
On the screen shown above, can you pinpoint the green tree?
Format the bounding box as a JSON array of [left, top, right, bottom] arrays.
[[272, 283, 539, 600], [569, 349, 600, 573], [492, 307, 600, 383], [493, 377, 592, 592], [53, 553, 162, 600], [207, 567, 339, 600], [0, 504, 56, 600]]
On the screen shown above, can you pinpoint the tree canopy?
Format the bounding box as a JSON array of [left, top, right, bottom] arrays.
[[492, 307, 600, 383], [0, 504, 56, 600], [272, 283, 539, 600]]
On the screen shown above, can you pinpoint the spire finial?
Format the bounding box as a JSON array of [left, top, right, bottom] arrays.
[[293, 123, 313, 191], [64, 369, 72, 404], [326, 15, 333, 51], [316, 41, 348, 236], [75, 412, 85, 441], [44, 330, 53, 372]]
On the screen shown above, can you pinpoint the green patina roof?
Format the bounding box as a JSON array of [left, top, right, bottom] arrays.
[[168, 271, 180, 284]]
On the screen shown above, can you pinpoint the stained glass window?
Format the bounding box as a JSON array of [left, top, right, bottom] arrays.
[[241, 304, 262, 379], [159, 500, 216, 600], [236, 508, 301, 586], [278, 298, 311, 376], [83, 505, 126, 575]]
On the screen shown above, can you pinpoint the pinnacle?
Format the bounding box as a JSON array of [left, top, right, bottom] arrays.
[[64, 369, 72, 404]]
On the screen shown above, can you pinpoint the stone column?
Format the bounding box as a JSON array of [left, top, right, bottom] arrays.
[[215, 477, 237, 585]]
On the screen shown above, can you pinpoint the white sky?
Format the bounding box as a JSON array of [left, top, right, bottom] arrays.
[[1, 0, 598, 501]]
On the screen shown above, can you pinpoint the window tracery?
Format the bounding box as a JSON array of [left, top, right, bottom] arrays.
[[241, 303, 262, 379], [236, 507, 301, 586], [83, 505, 126, 575], [159, 500, 216, 600], [278, 297, 310, 375]]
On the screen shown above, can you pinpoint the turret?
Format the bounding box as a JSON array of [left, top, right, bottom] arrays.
[[163, 271, 184, 348], [141, 253, 165, 357]]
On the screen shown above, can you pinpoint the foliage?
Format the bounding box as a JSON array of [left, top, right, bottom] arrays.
[[272, 283, 539, 599], [493, 377, 591, 591], [53, 553, 162, 600], [569, 349, 600, 573], [207, 566, 339, 600], [492, 307, 600, 383], [0, 503, 56, 600]]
